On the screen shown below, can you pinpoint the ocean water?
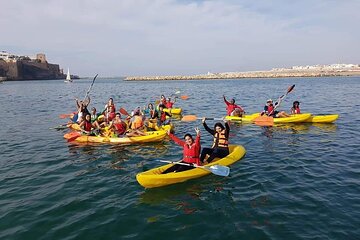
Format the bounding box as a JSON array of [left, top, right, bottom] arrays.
[[0, 77, 359, 239]]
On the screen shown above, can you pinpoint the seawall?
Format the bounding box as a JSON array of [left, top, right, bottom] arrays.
[[124, 69, 360, 81]]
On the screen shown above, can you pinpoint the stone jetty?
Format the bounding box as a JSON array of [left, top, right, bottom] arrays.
[[125, 64, 360, 81]]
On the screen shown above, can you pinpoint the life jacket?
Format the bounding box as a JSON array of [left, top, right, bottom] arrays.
[[114, 122, 126, 135], [107, 112, 116, 122], [166, 102, 174, 108], [293, 107, 301, 114], [131, 115, 143, 129], [211, 130, 229, 148], [183, 143, 200, 164], [160, 111, 167, 122], [84, 121, 92, 132], [266, 105, 275, 116]]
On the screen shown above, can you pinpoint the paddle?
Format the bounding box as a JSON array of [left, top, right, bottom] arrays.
[[59, 113, 73, 119], [158, 160, 230, 177], [253, 84, 295, 127], [83, 74, 98, 101], [181, 115, 224, 122], [180, 95, 189, 100], [119, 108, 130, 116]]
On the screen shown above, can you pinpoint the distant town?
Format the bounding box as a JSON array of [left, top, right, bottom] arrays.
[[0, 51, 78, 81], [125, 63, 360, 81]]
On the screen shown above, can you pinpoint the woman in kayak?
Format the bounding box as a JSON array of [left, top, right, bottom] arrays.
[[165, 97, 176, 109], [72, 96, 91, 123], [79, 114, 100, 135], [291, 101, 301, 114], [261, 99, 290, 118], [157, 104, 172, 126], [223, 95, 245, 117], [162, 127, 201, 174], [143, 103, 158, 130], [200, 118, 230, 164]]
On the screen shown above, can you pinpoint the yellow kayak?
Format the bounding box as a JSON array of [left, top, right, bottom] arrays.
[[302, 114, 339, 123], [226, 113, 312, 124], [70, 130, 167, 144], [272, 113, 312, 123], [163, 108, 182, 115], [136, 145, 246, 188]]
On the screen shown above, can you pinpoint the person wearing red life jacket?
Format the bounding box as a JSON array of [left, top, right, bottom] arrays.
[[261, 99, 290, 118], [157, 104, 171, 126], [200, 118, 230, 164], [223, 95, 245, 117], [162, 127, 201, 174], [79, 114, 100, 135], [165, 97, 176, 109], [108, 113, 127, 136], [291, 101, 301, 114], [106, 105, 116, 122]]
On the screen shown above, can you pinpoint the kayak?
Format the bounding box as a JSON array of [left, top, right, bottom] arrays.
[[136, 145, 246, 188], [146, 120, 174, 131], [272, 113, 312, 123], [64, 130, 167, 144], [163, 108, 182, 115], [227, 113, 312, 124], [303, 114, 339, 123]]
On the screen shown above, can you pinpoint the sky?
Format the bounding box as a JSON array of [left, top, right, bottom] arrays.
[[1, 0, 359, 77]]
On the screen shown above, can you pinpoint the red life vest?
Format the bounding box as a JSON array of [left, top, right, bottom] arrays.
[[114, 122, 126, 135], [84, 121, 92, 131], [166, 102, 174, 108], [293, 107, 301, 114], [107, 112, 116, 122], [267, 105, 274, 115], [160, 111, 167, 122], [183, 137, 201, 165]]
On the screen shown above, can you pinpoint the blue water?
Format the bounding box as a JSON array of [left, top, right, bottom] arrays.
[[0, 77, 359, 239]]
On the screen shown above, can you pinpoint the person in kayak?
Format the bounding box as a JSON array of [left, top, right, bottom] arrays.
[[79, 114, 100, 135], [72, 96, 91, 123], [200, 118, 230, 164], [165, 97, 176, 109], [127, 107, 146, 137], [261, 99, 290, 118], [143, 103, 158, 130], [162, 127, 201, 174], [291, 101, 301, 114], [223, 95, 245, 117], [159, 95, 167, 106], [90, 107, 100, 122], [108, 113, 127, 137], [157, 104, 171, 126]]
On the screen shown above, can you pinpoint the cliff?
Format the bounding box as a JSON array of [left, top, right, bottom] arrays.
[[0, 59, 66, 80]]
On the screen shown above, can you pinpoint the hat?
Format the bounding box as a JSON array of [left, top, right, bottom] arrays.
[[267, 99, 273, 102]]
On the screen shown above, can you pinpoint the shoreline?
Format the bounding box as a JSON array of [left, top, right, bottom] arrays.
[[124, 69, 360, 81]]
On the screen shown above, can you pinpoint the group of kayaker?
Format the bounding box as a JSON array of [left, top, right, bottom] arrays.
[[69, 95, 177, 138], [223, 94, 301, 118]]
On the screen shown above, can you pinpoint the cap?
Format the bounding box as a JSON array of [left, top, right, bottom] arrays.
[[267, 99, 273, 102]]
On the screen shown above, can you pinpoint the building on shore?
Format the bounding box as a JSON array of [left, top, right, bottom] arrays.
[[0, 51, 68, 81]]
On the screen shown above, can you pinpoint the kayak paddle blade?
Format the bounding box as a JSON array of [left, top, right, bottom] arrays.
[[253, 116, 274, 127], [180, 95, 189, 100], [119, 108, 130, 116], [205, 165, 230, 177], [181, 115, 198, 122]]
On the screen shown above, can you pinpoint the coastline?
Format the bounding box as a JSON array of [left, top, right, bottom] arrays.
[[124, 68, 360, 81]]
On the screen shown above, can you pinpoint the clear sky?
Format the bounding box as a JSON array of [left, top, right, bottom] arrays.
[[1, 0, 359, 77]]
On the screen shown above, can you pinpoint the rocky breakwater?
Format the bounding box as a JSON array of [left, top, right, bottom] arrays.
[[124, 64, 360, 81]]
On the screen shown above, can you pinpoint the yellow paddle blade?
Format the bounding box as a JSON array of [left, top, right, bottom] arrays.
[[253, 116, 274, 126], [181, 115, 198, 121]]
